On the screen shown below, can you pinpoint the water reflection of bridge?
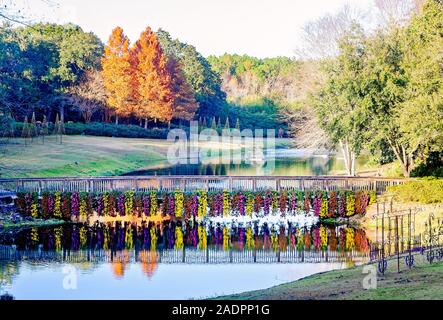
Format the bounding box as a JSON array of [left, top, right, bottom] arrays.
[[0, 175, 405, 194], [0, 246, 369, 264]]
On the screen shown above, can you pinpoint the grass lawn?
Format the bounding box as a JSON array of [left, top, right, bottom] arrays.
[[214, 257, 443, 300], [0, 135, 170, 178], [0, 135, 291, 178]]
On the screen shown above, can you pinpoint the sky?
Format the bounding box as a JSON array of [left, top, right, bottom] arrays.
[[15, 0, 376, 58]]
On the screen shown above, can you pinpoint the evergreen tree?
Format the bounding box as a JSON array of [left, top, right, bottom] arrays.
[[312, 24, 367, 176], [53, 114, 65, 144], [156, 29, 227, 118], [211, 117, 217, 130], [1, 114, 15, 144], [30, 112, 38, 142], [224, 117, 230, 130], [41, 115, 49, 144], [21, 116, 31, 145], [235, 118, 241, 130]]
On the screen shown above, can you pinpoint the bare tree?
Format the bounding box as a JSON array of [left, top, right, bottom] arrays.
[[69, 70, 107, 123], [412, 0, 427, 13], [0, 0, 58, 27], [283, 106, 331, 150], [0, 0, 29, 25], [373, 0, 419, 27], [295, 4, 368, 60]]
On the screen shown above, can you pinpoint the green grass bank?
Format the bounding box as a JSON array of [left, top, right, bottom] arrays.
[[214, 258, 443, 300]]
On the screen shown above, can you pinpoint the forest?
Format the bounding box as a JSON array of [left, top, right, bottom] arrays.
[[0, 20, 292, 137], [308, 0, 443, 177]]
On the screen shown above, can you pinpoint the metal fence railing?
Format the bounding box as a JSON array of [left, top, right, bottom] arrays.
[[0, 175, 406, 194]]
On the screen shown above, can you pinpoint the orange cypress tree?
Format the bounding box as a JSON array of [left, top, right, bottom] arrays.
[[128, 40, 141, 117], [167, 56, 198, 122], [133, 27, 174, 127], [101, 27, 132, 124]]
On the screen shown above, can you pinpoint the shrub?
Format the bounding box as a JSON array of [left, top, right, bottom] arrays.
[[387, 178, 443, 204], [14, 121, 174, 139], [411, 152, 443, 178]]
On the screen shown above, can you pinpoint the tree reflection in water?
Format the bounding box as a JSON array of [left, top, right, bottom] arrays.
[[0, 219, 370, 280]]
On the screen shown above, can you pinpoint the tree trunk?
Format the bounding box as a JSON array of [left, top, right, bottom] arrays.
[[59, 105, 64, 123], [115, 115, 119, 125], [351, 152, 356, 176], [144, 118, 148, 129], [339, 139, 356, 176], [386, 137, 414, 177], [104, 109, 110, 123]]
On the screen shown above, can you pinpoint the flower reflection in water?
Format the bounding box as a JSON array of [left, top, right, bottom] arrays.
[[0, 218, 371, 281]]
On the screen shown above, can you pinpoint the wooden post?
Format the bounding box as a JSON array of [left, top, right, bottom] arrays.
[[388, 216, 392, 256], [182, 246, 186, 263], [382, 202, 385, 265], [396, 215, 400, 273]]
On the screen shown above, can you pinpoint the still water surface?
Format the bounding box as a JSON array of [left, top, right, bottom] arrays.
[[125, 149, 368, 176], [0, 222, 369, 299], [1, 261, 346, 299]]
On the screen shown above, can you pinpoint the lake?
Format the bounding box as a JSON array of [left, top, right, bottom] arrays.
[[123, 148, 369, 176], [0, 220, 370, 300]]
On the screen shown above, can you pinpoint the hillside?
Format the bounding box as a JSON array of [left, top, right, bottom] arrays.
[[207, 54, 322, 132]]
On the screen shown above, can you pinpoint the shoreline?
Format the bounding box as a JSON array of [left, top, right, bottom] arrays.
[[212, 257, 443, 300]]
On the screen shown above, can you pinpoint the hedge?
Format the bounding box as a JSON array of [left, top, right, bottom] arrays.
[[388, 178, 443, 204]]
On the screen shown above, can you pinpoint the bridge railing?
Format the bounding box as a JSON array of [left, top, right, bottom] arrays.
[[0, 175, 406, 195], [0, 246, 370, 264]]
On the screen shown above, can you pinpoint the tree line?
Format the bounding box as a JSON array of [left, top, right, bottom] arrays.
[[0, 23, 227, 130], [310, 0, 442, 177], [207, 54, 319, 133]]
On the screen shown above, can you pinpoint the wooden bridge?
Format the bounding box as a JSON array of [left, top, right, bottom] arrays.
[[0, 245, 369, 264], [0, 176, 405, 195]]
